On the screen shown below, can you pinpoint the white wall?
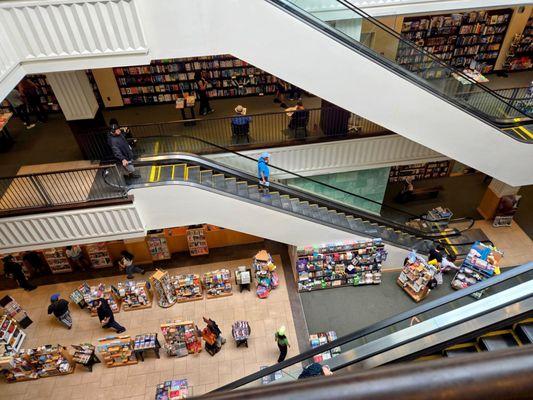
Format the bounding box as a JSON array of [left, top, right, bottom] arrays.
[[131, 183, 409, 269]]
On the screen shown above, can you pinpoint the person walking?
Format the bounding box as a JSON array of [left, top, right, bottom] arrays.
[[47, 294, 72, 329], [6, 88, 34, 129], [257, 152, 271, 194], [203, 317, 226, 348], [275, 326, 290, 363], [119, 251, 144, 279], [2, 255, 36, 291], [196, 70, 214, 116], [94, 298, 126, 333], [108, 123, 140, 180], [65, 245, 90, 271], [18, 79, 47, 123]]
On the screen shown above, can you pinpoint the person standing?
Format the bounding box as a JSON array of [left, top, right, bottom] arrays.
[[22, 251, 48, 275], [428, 244, 445, 263], [47, 294, 72, 329], [257, 152, 271, 194], [65, 245, 90, 271], [275, 326, 290, 363], [6, 88, 34, 129], [94, 298, 126, 333], [18, 79, 47, 123], [203, 317, 226, 347], [2, 255, 36, 291], [108, 123, 140, 180], [119, 251, 144, 279], [196, 71, 214, 116]]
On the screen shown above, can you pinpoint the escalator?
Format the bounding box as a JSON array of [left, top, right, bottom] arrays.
[[105, 136, 481, 256], [213, 261, 532, 392]]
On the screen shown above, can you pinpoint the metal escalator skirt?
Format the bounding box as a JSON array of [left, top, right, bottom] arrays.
[[326, 281, 533, 373]]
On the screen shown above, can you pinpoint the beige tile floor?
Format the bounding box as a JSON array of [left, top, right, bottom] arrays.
[[474, 220, 533, 267], [0, 255, 299, 400]]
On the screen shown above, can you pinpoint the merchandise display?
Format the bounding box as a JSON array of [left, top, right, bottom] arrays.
[[0, 295, 32, 328], [116, 280, 153, 311], [235, 266, 252, 292], [69, 282, 91, 308], [114, 55, 277, 106], [85, 243, 113, 268], [155, 379, 189, 400], [253, 251, 279, 298], [71, 343, 100, 371], [171, 274, 203, 303], [42, 248, 72, 274], [451, 241, 503, 299], [80, 284, 121, 316], [133, 333, 161, 361], [0, 315, 26, 352], [296, 239, 386, 292], [406, 207, 455, 234], [187, 227, 209, 256], [2, 344, 74, 382], [309, 331, 341, 363], [260, 365, 283, 385], [397, 9, 512, 75], [150, 269, 177, 308], [97, 335, 138, 368], [504, 14, 533, 71], [160, 321, 202, 357], [202, 269, 232, 298], [397, 252, 437, 302], [147, 233, 171, 261], [232, 320, 251, 347], [388, 161, 451, 183]]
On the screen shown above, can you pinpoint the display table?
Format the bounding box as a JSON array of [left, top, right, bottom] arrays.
[[309, 331, 341, 363], [0, 315, 26, 352], [85, 284, 121, 317], [235, 267, 252, 292], [0, 295, 32, 328], [397, 252, 437, 302], [253, 251, 278, 298], [202, 269, 232, 298], [150, 269, 177, 308], [117, 280, 153, 311], [71, 344, 100, 372], [97, 335, 138, 368], [171, 274, 203, 302], [133, 333, 161, 361], [232, 321, 251, 348], [156, 379, 189, 399], [160, 321, 202, 357]]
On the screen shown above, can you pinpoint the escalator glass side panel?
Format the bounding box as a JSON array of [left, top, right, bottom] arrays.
[[270, 0, 532, 133]]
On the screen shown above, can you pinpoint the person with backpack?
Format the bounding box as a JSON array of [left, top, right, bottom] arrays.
[[47, 294, 72, 329], [118, 251, 144, 279]]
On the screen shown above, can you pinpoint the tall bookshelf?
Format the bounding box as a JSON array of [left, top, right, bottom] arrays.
[[398, 8, 513, 76], [26, 75, 61, 112], [113, 55, 277, 106], [388, 161, 451, 183], [504, 14, 533, 71]]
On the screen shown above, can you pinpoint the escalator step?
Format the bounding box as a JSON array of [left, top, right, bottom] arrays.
[[479, 332, 520, 351], [237, 182, 248, 197], [212, 174, 226, 190], [271, 192, 282, 208], [309, 204, 320, 219], [318, 207, 331, 222], [336, 213, 350, 228], [290, 199, 302, 214], [172, 164, 186, 180], [300, 201, 312, 217], [200, 170, 213, 187], [280, 195, 292, 211], [329, 210, 340, 225], [187, 166, 200, 182], [515, 322, 533, 344], [225, 178, 237, 194], [158, 165, 174, 181], [444, 343, 479, 357], [248, 185, 260, 201], [260, 192, 273, 205]]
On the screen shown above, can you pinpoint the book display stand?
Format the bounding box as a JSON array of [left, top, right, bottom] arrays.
[[202, 269, 232, 298], [97, 336, 138, 368], [160, 321, 202, 357], [71, 344, 100, 371], [309, 331, 341, 363], [397, 252, 437, 302], [187, 227, 209, 256], [117, 280, 153, 311], [253, 251, 279, 299], [0, 295, 32, 328], [42, 248, 72, 274], [155, 379, 189, 400], [133, 333, 161, 361], [171, 274, 203, 303], [85, 243, 113, 269], [150, 269, 177, 308], [0, 315, 26, 353], [147, 233, 171, 261]]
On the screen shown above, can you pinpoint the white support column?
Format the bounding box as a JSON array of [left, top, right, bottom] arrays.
[[46, 71, 99, 121], [488, 179, 520, 197]]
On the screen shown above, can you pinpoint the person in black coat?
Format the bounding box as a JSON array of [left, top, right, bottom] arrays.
[[108, 125, 139, 179], [3, 255, 36, 291], [94, 298, 126, 333], [48, 293, 72, 329]]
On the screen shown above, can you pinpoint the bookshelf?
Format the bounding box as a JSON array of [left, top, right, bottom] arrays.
[[26, 75, 61, 112], [146, 232, 171, 261], [112, 55, 277, 106], [504, 14, 533, 71], [42, 248, 72, 274], [150, 269, 177, 308], [187, 226, 209, 256], [398, 9, 513, 76], [388, 161, 451, 183], [85, 242, 113, 269]]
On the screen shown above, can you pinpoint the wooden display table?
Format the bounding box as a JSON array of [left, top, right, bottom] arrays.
[[133, 333, 161, 361], [97, 335, 138, 368]]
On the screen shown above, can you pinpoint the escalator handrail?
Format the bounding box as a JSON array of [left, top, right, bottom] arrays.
[[215, 261, 533, 391], [132, 134, 475, 237], [267, 0, 532, 127]]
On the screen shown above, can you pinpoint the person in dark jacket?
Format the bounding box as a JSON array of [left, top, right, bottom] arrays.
[[2, 255, 36, 291], [298, 363, 333, 379], [94, 298, 126, 333], [108, 125, 139, 179], [47, 293, 72, 329], [428, 244, 445, 263]]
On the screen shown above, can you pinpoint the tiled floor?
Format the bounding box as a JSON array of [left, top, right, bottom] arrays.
[[0, 255, 299, 400]]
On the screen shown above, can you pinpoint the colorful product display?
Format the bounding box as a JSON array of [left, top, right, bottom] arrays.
[[309, 331, 341, 363], [78, 284, 121, 316], [397, 251, 437, 302], [150, 269, 177, 308], [42, 248, 72, 274], [253, 251, 279, 298], [155, 379, 189, 400], [97, 336, 138, 368], [187, 227, 209, 256], [117, 281, 153, 311], [451, 241, 503, 299], [85, 243, 113, 268], [71, 343, 100, 371], [0, 315, 26, 353], [0, 295, 32, 328], [231, 321, 251, 347], [134, 333, 158, 350], [504, 14, 533, 71], [160, 321, 202, 357], [147, 233, 171, 261], [171, 274, 203, 303], [202, 269, 232, 298], [296, 239, 386, 292]]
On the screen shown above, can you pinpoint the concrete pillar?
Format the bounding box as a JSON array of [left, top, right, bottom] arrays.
[[46, 70, 106, 159], [477, 178, 521, 219]]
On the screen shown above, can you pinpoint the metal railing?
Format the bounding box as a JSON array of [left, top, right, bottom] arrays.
[[78, 107, 391, 161], [457, 86, 533, 118], [0, 165, 127, 213]]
